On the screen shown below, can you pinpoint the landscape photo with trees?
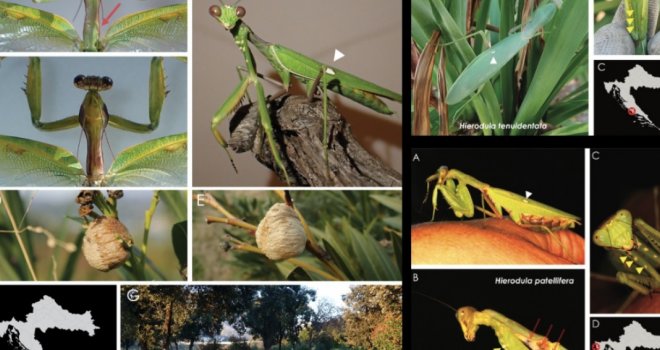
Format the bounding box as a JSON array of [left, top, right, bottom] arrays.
[[120, 284, 401, 350]]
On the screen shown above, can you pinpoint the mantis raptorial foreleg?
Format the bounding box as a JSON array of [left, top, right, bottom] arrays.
[[593, 209, 660, 295], [108, 57, 166, 133], [24, 58, 79, 131]]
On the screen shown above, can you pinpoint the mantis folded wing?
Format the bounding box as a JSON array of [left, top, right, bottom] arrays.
[[0, 0, 187, 51]]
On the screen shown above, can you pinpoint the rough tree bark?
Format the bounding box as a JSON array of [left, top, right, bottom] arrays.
[[162, 300, 174, 350], [228, 95, 401, 186]]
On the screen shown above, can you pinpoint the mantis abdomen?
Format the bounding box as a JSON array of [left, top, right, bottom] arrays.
[[484, 187, 580, 231]]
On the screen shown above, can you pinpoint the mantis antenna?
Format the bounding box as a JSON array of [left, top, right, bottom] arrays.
[[413, 292, 457, 312]]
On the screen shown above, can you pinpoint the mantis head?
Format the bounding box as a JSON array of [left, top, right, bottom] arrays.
[[74, 75, 113, 92], [456, 306, 479, 342], [593, 209, 635, 251], [209, 1, 246, 30], [437, 165, 449, 182]]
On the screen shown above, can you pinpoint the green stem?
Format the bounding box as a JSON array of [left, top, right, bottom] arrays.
[[92, 192, 116, 218], [0, 192, 37, 281], [206, 216, 257, 231], [141, 191, 160, 273]]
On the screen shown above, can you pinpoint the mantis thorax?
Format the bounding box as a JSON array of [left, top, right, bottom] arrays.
[[79, 91, 109, 185]]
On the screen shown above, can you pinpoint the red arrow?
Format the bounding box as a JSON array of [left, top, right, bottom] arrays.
[[102, 3, 121, 26]]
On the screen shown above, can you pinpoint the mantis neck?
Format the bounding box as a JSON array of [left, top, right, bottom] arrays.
[[82, 0, 101, 52], [232, 21, 271, 56], [79, 91, 109, 185]]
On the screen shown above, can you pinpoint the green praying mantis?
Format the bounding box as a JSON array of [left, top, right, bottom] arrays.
[[0, 0, 186, 51], [417, 293, 568, 350], [0, 57, 187, 186], [446, 0, 562, 105], [593, 209, 660, 295], [207, 1, 402, 184], [424, 166, 581, 233]]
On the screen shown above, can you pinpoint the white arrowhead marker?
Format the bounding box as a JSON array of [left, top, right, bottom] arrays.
[[490, 56, 497, 65], [525, 191, 532, 199], [334, 49, 345, 62]]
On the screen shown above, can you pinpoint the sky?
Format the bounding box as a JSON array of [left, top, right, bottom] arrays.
[[308, 283, 353, 312]]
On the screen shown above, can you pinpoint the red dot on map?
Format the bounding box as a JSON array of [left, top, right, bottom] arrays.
[[627, 107, 636, 116]]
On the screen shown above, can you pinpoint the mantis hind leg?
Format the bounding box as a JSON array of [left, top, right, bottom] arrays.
[[305, 65, 333, 176], [24, 57, 79, 131], [253, 79, 292, 185]]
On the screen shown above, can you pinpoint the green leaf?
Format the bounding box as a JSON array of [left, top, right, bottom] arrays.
[[274, 255, 328, 281], [286, 266, 313, 280], [428, 0, 504, 134], [317, 224, 359, 280], [512, 0, 588, 133], [542, 123, 588, 136], [370, 194, 402, 213], [345, 220, 399, 281], [391, 231, 402, 272], [171, 221, 187, 272]]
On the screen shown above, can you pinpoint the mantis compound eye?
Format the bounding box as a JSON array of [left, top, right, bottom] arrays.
[[236, 6, 246, 18], [102, 76, 113, 89], [209, 5, 221, 17], [74, 75, 85, 87]]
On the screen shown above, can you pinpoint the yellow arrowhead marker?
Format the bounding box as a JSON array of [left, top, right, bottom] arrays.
[[620, 256, 628, 263], [627, 18, 634, 25], [636, 267, 644, 274], [627, 10, 634, 17], [626, 260, 634, 268], [627, 26, 635, 33]]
